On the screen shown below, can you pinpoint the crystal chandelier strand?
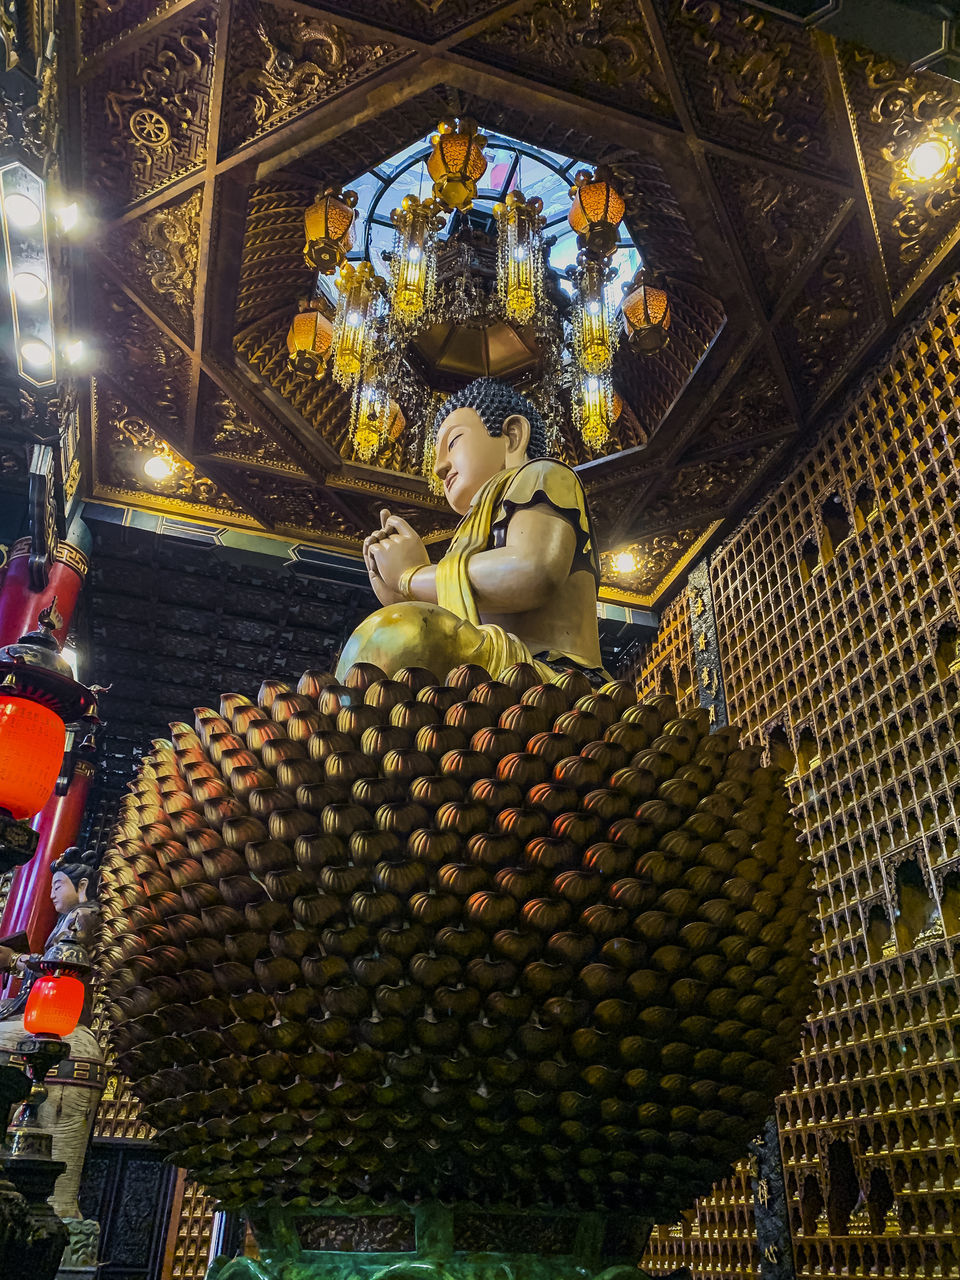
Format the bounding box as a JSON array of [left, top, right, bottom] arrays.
[[572, 256, 616, 376], [389, 195, 445, 332], [332, 261, 384, 389], [493, 191, 545, 328]]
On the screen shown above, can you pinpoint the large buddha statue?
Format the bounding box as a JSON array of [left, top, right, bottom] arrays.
[[338, 378, 608, 685]]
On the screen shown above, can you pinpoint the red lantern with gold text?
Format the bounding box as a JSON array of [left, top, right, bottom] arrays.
[[0, 602, 98, 872], [24, 971, 85, 1037]]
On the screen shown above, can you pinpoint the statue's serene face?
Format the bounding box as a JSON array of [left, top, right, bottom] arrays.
[[434, 406, 528, 516], [50, 871, 82, 915]]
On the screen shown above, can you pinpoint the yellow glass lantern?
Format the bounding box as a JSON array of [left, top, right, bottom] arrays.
[[331, 261, 383, 389], [568, 166, 625, 259], [286, 303, 334, 375], [621, 268, 670, 353], [493, 191, 545, 327], [573, 372, 614, 453], [351, 373, 393, 462], [304, 187, 358, 274], [427, 118, 488, 212], [389, 195, 445, 328], [572, 258, 615, 375]]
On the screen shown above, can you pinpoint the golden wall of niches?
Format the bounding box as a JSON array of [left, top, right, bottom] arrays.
[[641, 274, 960, 1279]]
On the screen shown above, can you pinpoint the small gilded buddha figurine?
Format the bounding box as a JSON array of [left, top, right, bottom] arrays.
[[338, 378, 608, 685]]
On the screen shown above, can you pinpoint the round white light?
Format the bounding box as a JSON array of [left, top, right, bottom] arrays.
[[4, 193, 42, 228], [408, 246, 421, 262], [614, 551, 635, 574], [64, 339, 85, 365], [514, 246, 527, 261], [586, 377, 599, 392], [20, 339, 51, 367], [906, 136, 954, 183], [13, 272, 48, 303], [347, 311, 361, 325], [144, 454, 174, 481], [587, 300, 601, 316]]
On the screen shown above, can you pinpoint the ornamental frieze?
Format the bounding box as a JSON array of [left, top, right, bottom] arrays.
[[194, 378, 309, 478]]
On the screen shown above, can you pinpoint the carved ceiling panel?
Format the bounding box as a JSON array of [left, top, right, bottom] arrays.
[[103, 189, 202, 342], [599, 522, 720, 600], [838, 46, 960, 305], [90, 277, 193, 445], [705, 153, 851, 314], [220, 3, 410, 155], [773, 215, 884, 415], [657, 0, 848, 179], [92, 378, 255, 522], [71, 0, 960, 608], [81, 11, 216, 211], [461, 0, 676, 122], [194, 374, 309, 476]]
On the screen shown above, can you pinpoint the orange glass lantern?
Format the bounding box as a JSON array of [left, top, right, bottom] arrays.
[[568, 166, 625, 259], [621, 268, 670, 353], [0, 695, 65, 821], [24, 971, 85, 1037], [304, 187, 358, 274], [286, 303, 334, 375], [427, 118, 488, 212]]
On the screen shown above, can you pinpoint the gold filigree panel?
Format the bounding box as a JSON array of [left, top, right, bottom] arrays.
[[81, 10, 216, 209], [659, 0, 848, 177], [194, 376, 308, 476], [839, 46, 960, 305], [461, 0, 676, 122], [104, 189, 202, 342], [221, 2, 409, 154], [598, 520, 721, 602]]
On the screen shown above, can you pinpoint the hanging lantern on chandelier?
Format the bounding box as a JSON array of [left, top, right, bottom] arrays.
[[621, 268, 671, 353], [351, 363, 404, 463], [427, 118, 488, 212], [568, 166, 625, 260], [303, 187, 358, 274], [331, 261, 384, 389], [389, 195, 445, 329], [493, 191, 546, 327], [573, 371, 615, 453], [286, 300, 334, 376], [571, 256, 617, 376]]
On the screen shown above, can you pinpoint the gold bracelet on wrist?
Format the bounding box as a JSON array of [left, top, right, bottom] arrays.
[[397, 566, 421, 600]]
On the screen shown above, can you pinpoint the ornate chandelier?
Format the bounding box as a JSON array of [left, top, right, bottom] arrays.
[[286, 120, 670, 461]]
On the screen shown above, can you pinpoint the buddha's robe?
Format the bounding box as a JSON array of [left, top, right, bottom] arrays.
[[339, 459, 607, 685]]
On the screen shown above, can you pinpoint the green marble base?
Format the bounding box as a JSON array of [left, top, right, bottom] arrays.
[[208, 1202, 688, 1280]]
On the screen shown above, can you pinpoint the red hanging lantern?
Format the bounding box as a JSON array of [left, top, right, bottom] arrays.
[[0, 694, 65, 820], [0, 601, 99, 872], [23, 971, 85, 1037]]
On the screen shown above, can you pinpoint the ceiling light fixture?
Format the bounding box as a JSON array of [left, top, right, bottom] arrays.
[[20, 339, 51, 367], [12, 272, 48, 303], [614, 551, 636, 574], [143, 454, 174, 481], [3, 193, 41, 228], [905, 132, 957, 184], [287, 122, 665, 459]]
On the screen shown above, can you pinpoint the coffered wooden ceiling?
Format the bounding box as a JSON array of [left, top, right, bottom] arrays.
[[68, 0, 960, 606]]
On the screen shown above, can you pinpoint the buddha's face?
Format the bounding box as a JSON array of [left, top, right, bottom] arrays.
[[434, 406, 529, 516]]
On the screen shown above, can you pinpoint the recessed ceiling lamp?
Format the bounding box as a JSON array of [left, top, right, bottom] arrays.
[[614, 551, 636, 574], [3, 193, 41, 228], [20, 339, 51, 367], [12, 272, 48, 303], [905, 132, 958, 184], [143, 454, 174, 481]]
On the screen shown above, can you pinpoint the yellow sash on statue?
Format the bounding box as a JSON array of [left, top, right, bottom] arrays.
[[434, 465, 598, 682]]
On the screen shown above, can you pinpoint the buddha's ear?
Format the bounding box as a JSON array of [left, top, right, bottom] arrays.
[[503, 413, 531, 461]]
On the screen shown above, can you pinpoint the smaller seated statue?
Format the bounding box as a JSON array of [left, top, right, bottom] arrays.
[[338, 378, 609, 685], [0, 847, 105, 1221]]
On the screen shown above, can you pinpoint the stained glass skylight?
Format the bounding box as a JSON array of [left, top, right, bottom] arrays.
[[317, 128, 641, 305]]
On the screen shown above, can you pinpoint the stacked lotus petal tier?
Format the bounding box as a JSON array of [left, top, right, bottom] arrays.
[[99, 662, 814, 1220]]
